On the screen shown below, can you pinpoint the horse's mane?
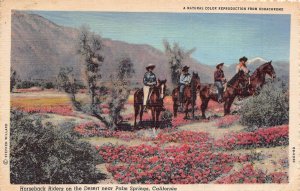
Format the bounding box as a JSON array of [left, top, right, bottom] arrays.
[[250, 62, 270, 79], [227, 71, 243, 86]]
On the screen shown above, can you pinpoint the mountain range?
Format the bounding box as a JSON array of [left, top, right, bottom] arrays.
[[11, 11, 289, 86]]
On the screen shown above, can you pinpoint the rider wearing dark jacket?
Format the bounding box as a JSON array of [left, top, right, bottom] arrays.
[[214, 63, 226, 103], [143, 64, 157, 109]]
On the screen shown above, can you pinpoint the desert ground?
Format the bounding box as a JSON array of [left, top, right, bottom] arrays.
[[11, 89, 288, 184]]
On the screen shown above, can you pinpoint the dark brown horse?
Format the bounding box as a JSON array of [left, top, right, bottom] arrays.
[[200, 70, 248, 118], [172, 72, 201, 119], [244, 61, 276, 96], [134, 79, 167, 127]]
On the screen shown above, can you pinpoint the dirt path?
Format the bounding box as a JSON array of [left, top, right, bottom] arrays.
[[177, 120, 244, 139], [97, 164, 118, 184], [212, 145, 288, 183]]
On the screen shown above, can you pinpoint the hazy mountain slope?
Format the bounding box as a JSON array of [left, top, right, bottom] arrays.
[[11, 11, 289, 86], [11, 11, 215, 85]]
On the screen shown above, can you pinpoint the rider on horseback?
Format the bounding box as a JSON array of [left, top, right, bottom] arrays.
[[214, 63, 226, 103], [143, 64, 166, 112], [236, 56, 251, 95], [143, 64, 157, 111], [179, 66, 192, 108], [236, 56, 250, 74]]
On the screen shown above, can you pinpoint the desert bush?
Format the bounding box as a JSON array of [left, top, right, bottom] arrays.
[[16, 80, 37, 89], [43, 82, 55, 89], [16, 80, 56, 90], [160, 110, 173, 127], [239, 80, 288, 127], [10, 110, 104, 184]]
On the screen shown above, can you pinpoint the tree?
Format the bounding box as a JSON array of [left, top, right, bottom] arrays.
[[163, 40, 195, 86], [56, 67, 81, 110], [108, 57, 135, 127], [10, 68, 17, 92], [57, 26, 136, 129], [77, 26, 112, 127]]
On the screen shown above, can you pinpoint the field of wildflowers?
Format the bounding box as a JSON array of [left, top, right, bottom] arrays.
[[11, 90, 289, 184]]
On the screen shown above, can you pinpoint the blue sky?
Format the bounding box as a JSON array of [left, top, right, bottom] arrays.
[[32, 11, 290, 65]]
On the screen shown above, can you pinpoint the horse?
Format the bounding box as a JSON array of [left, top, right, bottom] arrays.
[[133, 79, 167, 128], [172, 72, 201, 119], [244, 61, 276, 96], [200, 70, 249, 118]]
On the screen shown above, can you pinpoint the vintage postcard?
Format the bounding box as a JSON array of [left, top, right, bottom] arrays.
[[1, 0, 300, 191]]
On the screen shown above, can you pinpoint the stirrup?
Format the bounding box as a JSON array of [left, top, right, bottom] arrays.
[[143, 106, 148, 112]]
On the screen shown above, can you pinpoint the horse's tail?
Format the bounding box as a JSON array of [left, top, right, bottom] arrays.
[[172, 88, 179, 117], [134, 89, 143, 105], [133, 89, 143, 127]]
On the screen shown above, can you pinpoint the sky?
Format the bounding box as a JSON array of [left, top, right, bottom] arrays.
[[32, 11, 291, 65]]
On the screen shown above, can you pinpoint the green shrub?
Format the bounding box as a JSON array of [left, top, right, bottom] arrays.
[[160, 110, 173, 128], [43, 82, 55, 89], [10, 110, 104, 184], [239, 80, 288, 127]]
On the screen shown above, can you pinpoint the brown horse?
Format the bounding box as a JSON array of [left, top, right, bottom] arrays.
[[244, 61, 276, 96], [172, 72, 201, 119], [200, 70, 248, 118], [134, 79, 167, 127]]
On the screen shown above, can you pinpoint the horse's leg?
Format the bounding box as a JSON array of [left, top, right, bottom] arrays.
[[134, 104, 139, 127], [139, 104, 144, 124], [151, 107, 155, 127], [173, 101, 178, 118], [224, 95, 234, 116], [200, 98, 207, 119], [202, 96, 210, 119], [172, 90, 178, 117], [226, 96, 235, 115], [156, 108, 161, 128], [184, 101, 189, 119]]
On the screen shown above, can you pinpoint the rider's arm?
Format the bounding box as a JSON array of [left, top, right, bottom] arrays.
[[147, 73, 157, 86], [143, 72, 150, 86], [187, 74, 192, 84], [179, 74, 185, 84], [236, 66, 239, 74], [242, 66, 250, 74], [214, 71, 223, 81]]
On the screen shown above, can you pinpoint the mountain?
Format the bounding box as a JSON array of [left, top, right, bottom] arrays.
[[11, 11, 214, 86], [11, 11, 289, 87]]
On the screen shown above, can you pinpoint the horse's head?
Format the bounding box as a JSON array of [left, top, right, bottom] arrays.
[[192, 72, 201, 90], [262, 61, 276, 79], [157, 79, 167, 99]]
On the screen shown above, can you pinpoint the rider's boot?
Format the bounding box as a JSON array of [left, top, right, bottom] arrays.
[[179, 103, 184, 112], [143, 105, 147, 112], [217, 94, 223, 103]]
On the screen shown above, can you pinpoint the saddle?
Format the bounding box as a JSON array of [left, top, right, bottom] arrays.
[[209, 85, 218, 95], [210, 83, 227, 94]]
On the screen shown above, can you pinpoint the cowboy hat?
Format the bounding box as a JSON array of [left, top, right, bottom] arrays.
[[182, 66, 190, 71], [216, 63, 224, 69], [146, 63, 156, 70], [239, 56, 248, 62]]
